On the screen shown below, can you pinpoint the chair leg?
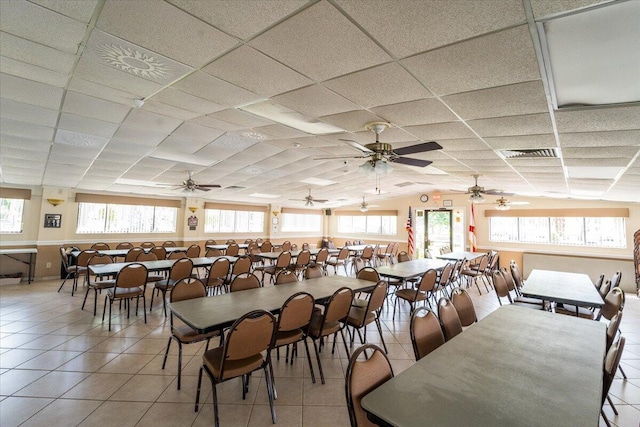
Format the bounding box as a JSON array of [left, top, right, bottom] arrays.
[[375, 318, 388, 353], [303, 337, 316, 383], [142, 295, 147, 324], [606, 394, 618, 415], [195, 365, 204, 412], [268, 350, 278, 400], [263, 364, 277, 424], [176, 341, 183, 390], [312, 339, 325, 384], [618, 365, 628, 380], [601, 409, 612, 427], [81, 286, 91, 311], [149, 287, 156, 312], [340, 328, 350, 359], [162, 336, 172, 370], [211, 380, 219, 427]]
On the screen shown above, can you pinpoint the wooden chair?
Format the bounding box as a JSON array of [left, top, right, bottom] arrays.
[[410, 307, 445, 361], [124, 247, 144, 262], [167, 250, 187, 260], [461, 254, 490, 294], [259, 251, 292, 286], [102, 263, 148, 331], [205, 239, 217, 247], [437, 297, 463, 341], [57, 247, 79, 294], [195, 310, 277, 427], [140, 241, 155, 249], [205, 247, 222, 257], [162, 277, 221, 390], [116, 242, 133, 250], [226, 243, 240, 257], [597, 287, 625, 321], [309, 247, 329, 275], [345, 344, 394, 427], [150, 246, 167, 260], [186, 244, 201, 258], [162, 241, 177, 247], [326, 247, 349, 275], [71, 249, 98, 294], [289, 249, 311, 279], [305, 265, 324, 279]]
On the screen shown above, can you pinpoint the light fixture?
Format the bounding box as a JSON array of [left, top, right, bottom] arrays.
[[360, 197, 369, 213], [188, 206, 198, 213], [468, 193, 485, 203], [47, 198, 65, 207], [359, 160, 393, 176], [305, 199, 314, 207], [495, 197, 510, 211]]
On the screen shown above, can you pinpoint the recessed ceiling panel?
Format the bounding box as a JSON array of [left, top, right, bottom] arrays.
[[0, 31, 77, 74], [173, 71, 261, 108], [0, 98, 58, 127], [555, 105, 640, 132], [0, 56, 69, 87], [0, 73, 63, 110], [467, 113, 553, 137], [63, 91, 130, 124], [58, 113, 120, 139], [371, 99, 458, 127]]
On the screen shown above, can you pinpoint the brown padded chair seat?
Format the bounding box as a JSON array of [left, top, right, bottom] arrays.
[[109, 286, 144, 299], [203, 346, 263, 380], [172, 325, 219, 343], [308, 314, 340, 337], [395, 288, 428, 302], [274, 329, 304, 347], [347, 306, 375, 326]]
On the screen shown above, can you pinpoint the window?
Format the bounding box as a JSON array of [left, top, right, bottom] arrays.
[[0, 198, 24, 233], [490, 216, 626, 248], [76, 203, 177, 233], [338, 215, 397, 235], [281, 213, 321, 232], [205, 209, 264, 233]]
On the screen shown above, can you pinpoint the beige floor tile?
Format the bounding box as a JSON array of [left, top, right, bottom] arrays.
[[86, 337, 140, 353], [1, 333, 42, 348], [255, 376, 302, 406], [609, 379, 640, 404], [0, 322, 40, 333], [20, 398, 102, 427], [56, 351, 119, 372], [18, 334, 74, 350], [62, 372, 133, 400], [123, 338, 168, 354], [302, 404, 350, 427], [135, 401, 199, 427], [97, 353, 155, 374], [602, 402, 640, 427], [0, 369, 48, 395], [0, 396, 53, 427], [192, 402, 252, 427], [108, 374, 173, 402], [14, 370, 89, 398], [303, 377, 347, 406], [16, 350, 82, 370], [0, 348, 45, 368], [157, 374, 211, 404], [137, 354, 183, 376], [78, 401, 152, 427], [248, 404, 301, 427], [52, 335, 108, 352]]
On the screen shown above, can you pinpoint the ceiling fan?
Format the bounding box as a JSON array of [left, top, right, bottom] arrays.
[[172, 171, 221, 192], [465, 174, 514, 203], [359, 196, 379, 212], [289, 189, 328, 207], [494, 197, 529, 210], [315, 122, 442, 174]]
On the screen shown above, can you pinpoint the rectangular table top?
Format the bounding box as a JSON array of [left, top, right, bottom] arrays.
[[362, 305, 605, 427], [521, 269, 604, 308], [207, 243, 250, 250], [436, 251, 485, 261], [375, 258, 449, 279], [71, 246, 188, 258], [89, 256, 237, 276], [169, 275, 376, 334], [0, 248, 38, 254], [256, 248, 338, 260]]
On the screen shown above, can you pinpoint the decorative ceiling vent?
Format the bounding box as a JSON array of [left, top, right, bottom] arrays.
[[500, 148, 558, 159]]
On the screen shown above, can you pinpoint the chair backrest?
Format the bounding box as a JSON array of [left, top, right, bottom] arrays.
[[244, 239, 253, 244], [438, 297, 463, 341], [91, 242, 110, 250], [162, 241, 177, 247], [437, 262, 453, 288], [230, 273, 260, 292], [501, 267, 517, 292], [509, 260, 525, 290], [417, 269, 438, 293], [170, 277, 207, 303], [136, 252, 158, 262], [225, 239, 236, 244], [208, 257, 230, 281], [364, 281, 388, 314], [116, 242, 133, 250], [315, 247, 329, 264], [125, 247, 145, 262], [59, 246, 70, 269], [275, 251, 293, 268], [475, 254, 489, 272], [305, 265, 324, 279], [356, 267, 380, 283], [606, 310, 623, 351], [600, 287, 625, 320], [302, 242, 310, 250], [206, 247, 223, 257], [345, 343, 394, 427], [140, 241, 155, 249], [275, 270, 298, 285], [492, 270, 511, 303], [451, 287, 477, 326], [226, 243, 240, 256], [167, 250, 187, 260], [345, 240, 352, 246], [150, 246, 167, 260], [361, 246, 373, 260], [219, 310, 276, 381], [295, 249, 311, 267], [487, 250, 499, 271], [277, 292, 314, 332], [205, 239, 217, 246], [169, 258, 193, 281], [77, 249, 98, 267], [335, 247, 349, 260], [397, 251, 411, 263], [261, 241, 273, 252], [410, 307, 445, 361], [115, 263, 148, 288], [323, 287, 355, 324], [256, 238, 264, 244], [186, 244, 200, 258], [281, 241, 292, 251], [424, 249, 433, 259], [610, 271, 622, 289], [231, 256, 252, 275], [439, 246, 451, 255], [353, 257, 366, 274], [87, 253, 114, 279], [594, 273, 605, 290], [602, 336, 625, 407], [290, 243, 299, 252]]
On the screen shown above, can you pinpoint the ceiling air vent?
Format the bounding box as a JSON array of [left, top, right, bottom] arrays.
[[500, 148, 558, 159], [395, 182, 415, 187], [225, 186, 246, 190]]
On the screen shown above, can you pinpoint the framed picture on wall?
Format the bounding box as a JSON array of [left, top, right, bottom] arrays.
[[443, 200, 453, 207]]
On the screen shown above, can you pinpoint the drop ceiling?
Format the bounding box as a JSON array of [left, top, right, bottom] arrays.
[[0, 0, 638, 208]]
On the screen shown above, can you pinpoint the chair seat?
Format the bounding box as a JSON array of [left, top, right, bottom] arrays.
[[274, 329, 304, 347], [154, 279, 175, 290], [460, 269, 481, 277], [347, 306, 375, 326], [173, 325, 219, 343], [555, 304, 595, 319], [88, 279, 116, 289], [514, 296, 544, 306], [108, 286, 144, 298], [308, 313, 340, 338], [351, 298, 368, 308], [395, 288, 427, 302], [147, 274, 164, 282], [203, 346, 263, 381]]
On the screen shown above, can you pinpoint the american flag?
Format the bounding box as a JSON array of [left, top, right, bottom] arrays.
[[406, 206, 414, 258]]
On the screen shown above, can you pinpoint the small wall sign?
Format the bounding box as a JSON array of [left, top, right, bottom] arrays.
[[44, 213, 62, 228], [443, 200, 453, 207], [187, 215, 198, 230]]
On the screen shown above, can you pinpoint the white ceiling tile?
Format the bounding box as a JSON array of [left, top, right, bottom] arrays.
[[0, 56, 69, 87], [54, 129, 108, 151], [404, 122, 476, 141], [559, 130, 640, 148], [112, 126, 167, 146], [207, 109, 275, 128], [203, 45, 312, 97], [484, 134, 557, 150], [447, 150, 500, 160], [250, 1, 390, 81], [507, 158, 563, 167], [68, 78, 136, 106], [170, 122, 225, 144], [63, 91, 130, 124], [435, 138, 488, 151], [104, 138, 154, 156], [442, 81, 549, 120], [173, 71, 261, 108], [252, 124, 309, 140], [74, 57, 164, 97], [0, 117, 54, 140], [0, 135, 51, 151], [467, 113, 553, 137], [152, 88, 225, 115], [336, 0, 526, 57], [555, 105, 640, 132], [96, 0, 238, 68], [123, 109, 183, 134], [166, 0, 307, 40], [0, 98, 58, 127], [156, 136, 209, 154], [0, 0, 87, 53], [403, 25, 540, 96], [58, 113, 120, 139], [530, 0, 610, 19], [0, 31, 76, 74], [319, 110, 383, 132], [140, 100, 201, 121], [0, 146, 49, 162], [48, 152, 94, 166], [354, 127, 417, 144], [371, 99, 458, 127], [0, 73, 63, 109], [30, 0, 99, 22], [273, 84, 359, 118], [563, 146, 638, 159], [324, 62, 432, 108], [189, 115, 244, 132]]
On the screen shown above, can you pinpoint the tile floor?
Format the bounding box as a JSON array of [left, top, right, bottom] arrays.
[[1, 273, 639, 426]]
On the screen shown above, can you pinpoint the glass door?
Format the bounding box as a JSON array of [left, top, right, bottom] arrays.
[[425, 210, 452, 257]]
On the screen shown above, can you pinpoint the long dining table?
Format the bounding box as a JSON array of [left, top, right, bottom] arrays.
[[256, 248, 338, 261], [169, 276, 376, 334], [361, 305, 606, 427], [520, 269, 604, 315], [436, 251, 485, 262], [375, 258, 449, 280], [70, 246, 189, 258], [88, 256, 238, 278]]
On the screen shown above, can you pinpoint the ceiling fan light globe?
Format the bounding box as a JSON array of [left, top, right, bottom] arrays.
[[495, 203, 510, 211], [468, 193, 485, 203]]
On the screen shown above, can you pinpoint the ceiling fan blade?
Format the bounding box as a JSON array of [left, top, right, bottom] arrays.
[[194, 186, 212, 192], [314, 155, 368, 160], [340, 139, 373, 153], [393, 157, 433, 167], [484, 189, 515, 196], [314, 199, 329, 203], [197, 184, 221, 188], [392, 141, 442, 155], [508, 201, 530, 205]]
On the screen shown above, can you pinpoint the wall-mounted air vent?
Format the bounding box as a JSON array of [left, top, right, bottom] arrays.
[[500, 148, 558, 159]]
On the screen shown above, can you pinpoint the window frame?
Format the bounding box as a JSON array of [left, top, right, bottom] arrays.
[[204, 209, 265, 233], [76, 202, 177, 234], [0, 198, 25, 234]]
